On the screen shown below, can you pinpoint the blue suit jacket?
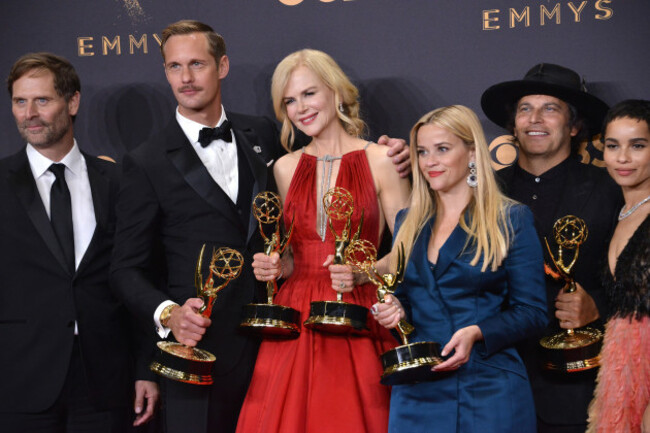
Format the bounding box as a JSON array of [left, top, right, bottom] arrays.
[[389, 204, 547, 433]]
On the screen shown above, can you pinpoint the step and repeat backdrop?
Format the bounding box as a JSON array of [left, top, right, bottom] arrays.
[[1, 0, 648, 167]]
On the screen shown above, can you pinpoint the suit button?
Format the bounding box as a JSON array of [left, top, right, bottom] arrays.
[[67, 321, 74, 328]]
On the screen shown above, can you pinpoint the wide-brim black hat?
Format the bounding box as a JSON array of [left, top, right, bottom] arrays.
[[481, 63, 609, 136]]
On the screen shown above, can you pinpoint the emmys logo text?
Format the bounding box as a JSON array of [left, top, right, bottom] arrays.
[[482, 0, 613, 31], [77, 34, 161, 56]]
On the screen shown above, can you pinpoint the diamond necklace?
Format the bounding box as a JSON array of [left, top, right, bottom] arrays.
[[618, 194, 650, 221]]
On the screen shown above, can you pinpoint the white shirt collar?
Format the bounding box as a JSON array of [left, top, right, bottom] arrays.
[[175, 106, 229, 146], [26, 140, 83, 178]]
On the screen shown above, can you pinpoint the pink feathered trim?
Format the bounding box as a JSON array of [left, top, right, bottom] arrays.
[[587, 316, 650, 433]]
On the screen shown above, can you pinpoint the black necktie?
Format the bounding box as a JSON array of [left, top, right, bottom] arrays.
[[49, 163, 75, 273], [198, 120, 233, 147]]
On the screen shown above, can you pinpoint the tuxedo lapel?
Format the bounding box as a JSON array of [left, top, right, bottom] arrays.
[[165, 121, 243, 229], [6, 151, 70, 274], [232, 127, 269, 244], [75, 156, 110, 275], [85, 157, 110, 230]]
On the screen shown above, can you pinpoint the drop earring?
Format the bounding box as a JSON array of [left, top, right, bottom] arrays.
[[338, 102, 344, 113], [466, 161, 478, 188]]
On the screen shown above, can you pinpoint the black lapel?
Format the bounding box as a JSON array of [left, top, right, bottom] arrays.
[[165, 121, 243, 229], [75, 155, 111, 275], [85, 156, 110, 231], [232, 127, 269, 244], [6, 150, 70, 274]]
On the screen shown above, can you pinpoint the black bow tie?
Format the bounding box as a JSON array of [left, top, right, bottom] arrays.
[[198, 120, 232, 147]]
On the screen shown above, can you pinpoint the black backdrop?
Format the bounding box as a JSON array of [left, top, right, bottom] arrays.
[[2, 0, 649, 162]]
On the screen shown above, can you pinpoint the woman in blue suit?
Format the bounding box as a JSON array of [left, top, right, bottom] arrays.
[[373, 105, 547, 433]]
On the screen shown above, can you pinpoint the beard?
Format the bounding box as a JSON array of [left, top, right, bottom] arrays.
[[17, 113, 72, 149]]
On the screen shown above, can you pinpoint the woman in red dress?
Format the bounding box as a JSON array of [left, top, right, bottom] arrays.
[[235, 49, 410, 433]]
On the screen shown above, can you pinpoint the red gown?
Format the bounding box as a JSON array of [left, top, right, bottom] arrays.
[[236, 150, 397, 433]]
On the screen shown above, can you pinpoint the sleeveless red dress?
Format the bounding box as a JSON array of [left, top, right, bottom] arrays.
[[236, 150, 397, 433]]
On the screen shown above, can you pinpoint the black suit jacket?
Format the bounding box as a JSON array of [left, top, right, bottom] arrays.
[[110, 112, 284, 376], [0, 148, 142, 413], [497, 158, 622, 425]]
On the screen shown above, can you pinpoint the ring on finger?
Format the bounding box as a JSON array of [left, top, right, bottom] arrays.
[[339, 281, 345, 289]]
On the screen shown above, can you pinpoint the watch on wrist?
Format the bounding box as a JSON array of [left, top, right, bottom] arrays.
[[160, 304, 178, 328]]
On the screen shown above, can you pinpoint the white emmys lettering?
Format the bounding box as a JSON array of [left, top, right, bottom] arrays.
[[482, 0, 613, 31]]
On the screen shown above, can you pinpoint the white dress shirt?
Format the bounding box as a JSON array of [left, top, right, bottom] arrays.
[[27, 141, 97, 334], [27, 141, 96, 270], [176, 107, 239, 203]]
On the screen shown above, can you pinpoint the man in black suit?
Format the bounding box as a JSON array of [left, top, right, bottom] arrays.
[[481, 64, 623, 433], [110, 20, 286, 433], [0, 52, 158, 432]]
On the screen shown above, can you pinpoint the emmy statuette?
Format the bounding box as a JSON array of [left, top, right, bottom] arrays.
[[150, 245, 244, 385], [540, 215, 603, 372], [304, 187, 369, 334], [240, 191, 300, 338], [346, 240, 444, 385]]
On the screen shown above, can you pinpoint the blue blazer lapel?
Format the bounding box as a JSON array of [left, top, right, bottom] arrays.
[[432, 222, 468, 279], [409, 219, 455, 332], [165, 121, 243, 230], [411, 221, 437, 291], [6, 150, 70, 274], [430, 215, 478, 334]]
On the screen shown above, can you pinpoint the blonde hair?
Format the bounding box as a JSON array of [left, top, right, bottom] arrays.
[[271, 49, 366, 151], [393, 105, 514, 272]]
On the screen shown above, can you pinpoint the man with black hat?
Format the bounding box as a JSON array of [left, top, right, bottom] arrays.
[[481, 63, 622, 433]]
